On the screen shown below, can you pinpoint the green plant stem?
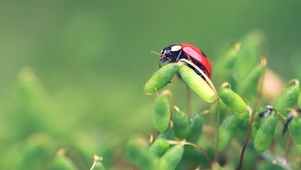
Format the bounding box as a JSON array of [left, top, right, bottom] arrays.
[[238, 58, 266, 170], [89, 155, 103, 170], [284, 135, 292, 159], [214, 99, 221, 163], [237, 116, 255, 170]]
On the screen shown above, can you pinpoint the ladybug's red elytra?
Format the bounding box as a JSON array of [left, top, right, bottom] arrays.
[[159, 43, 212, 78]]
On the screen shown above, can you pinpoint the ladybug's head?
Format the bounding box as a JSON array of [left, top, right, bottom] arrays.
[[159, 47, 171, 63], [159, 44, 182, 64]]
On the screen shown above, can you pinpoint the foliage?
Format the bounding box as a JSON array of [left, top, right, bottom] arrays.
[[125, 31, 301, 170], [1, 1, 301, 169]]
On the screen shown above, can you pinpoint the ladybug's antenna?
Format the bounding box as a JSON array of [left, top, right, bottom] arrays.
[[151, 51, 161, 56]]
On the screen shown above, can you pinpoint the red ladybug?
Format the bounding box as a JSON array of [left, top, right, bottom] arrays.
[[159, 43, 212, 78]]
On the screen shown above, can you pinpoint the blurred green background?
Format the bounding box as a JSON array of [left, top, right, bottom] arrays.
[[0, 1, 301, 169]]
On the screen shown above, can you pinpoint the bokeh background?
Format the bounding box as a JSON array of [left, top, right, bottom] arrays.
[[0, 1, 301, 169]]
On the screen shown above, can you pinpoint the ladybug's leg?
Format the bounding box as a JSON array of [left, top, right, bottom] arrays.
[[186, 55, 193, 62], [175, 50, 183, 62], [159, 57, 172, 68]]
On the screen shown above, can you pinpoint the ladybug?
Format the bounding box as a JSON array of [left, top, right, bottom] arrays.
[[159, 43, 212, 78]]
